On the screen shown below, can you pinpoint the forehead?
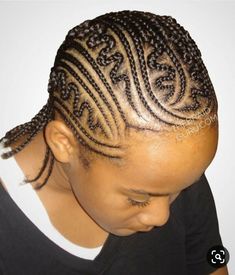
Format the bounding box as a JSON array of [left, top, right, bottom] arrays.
[[103, 126, 217, 193]]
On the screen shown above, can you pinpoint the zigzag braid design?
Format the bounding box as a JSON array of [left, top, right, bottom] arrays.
[[0, 10, 218, 188]]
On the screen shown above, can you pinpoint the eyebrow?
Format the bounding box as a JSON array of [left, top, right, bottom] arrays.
[[126, 174, 203, 197]]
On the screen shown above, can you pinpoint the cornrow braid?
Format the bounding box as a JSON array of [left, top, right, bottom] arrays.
[[0, 10, 218, 189], [0, 96, 55, 189]]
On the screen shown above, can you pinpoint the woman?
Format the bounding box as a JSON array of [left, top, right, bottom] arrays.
[[0, 10, 228, 274]]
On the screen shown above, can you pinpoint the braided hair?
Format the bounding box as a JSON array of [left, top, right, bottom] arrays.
[[0, 10, 218, 189]]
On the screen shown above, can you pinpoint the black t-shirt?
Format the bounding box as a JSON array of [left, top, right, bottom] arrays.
[[0, 173, 223, 275]]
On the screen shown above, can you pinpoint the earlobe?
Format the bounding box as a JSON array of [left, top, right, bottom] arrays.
[[44, 120, 76, 163]]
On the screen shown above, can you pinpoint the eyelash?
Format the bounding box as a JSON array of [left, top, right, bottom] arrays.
[[127, 197, 150, 208]]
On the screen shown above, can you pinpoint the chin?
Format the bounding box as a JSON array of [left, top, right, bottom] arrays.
[[111, 228, 137, 237]]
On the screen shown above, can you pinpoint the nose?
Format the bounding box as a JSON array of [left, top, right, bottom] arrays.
[[137, 196, 170, 227]]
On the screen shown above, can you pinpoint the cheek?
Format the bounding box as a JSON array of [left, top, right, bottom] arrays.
[[71, 181, 127, 222], [69, 174, 135, 229], [81, 194, 129, 232]]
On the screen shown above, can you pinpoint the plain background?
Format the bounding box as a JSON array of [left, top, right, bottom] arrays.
[[0, 0, 234, 272]]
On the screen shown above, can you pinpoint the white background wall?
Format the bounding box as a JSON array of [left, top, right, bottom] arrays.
[[0, 0, 234, 273]]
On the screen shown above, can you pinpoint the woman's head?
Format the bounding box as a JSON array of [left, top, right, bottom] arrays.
[[0, 10, 218, 233], [48, 10, 217, 152]]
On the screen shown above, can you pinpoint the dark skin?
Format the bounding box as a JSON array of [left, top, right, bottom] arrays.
[[2, 117, 228, 274]]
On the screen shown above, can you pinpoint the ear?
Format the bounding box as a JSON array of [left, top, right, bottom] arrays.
[[45, 120, 78, 163]]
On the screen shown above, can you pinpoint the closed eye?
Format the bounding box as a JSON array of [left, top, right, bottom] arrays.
[[127, 197, 150, 208]]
